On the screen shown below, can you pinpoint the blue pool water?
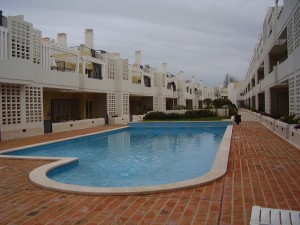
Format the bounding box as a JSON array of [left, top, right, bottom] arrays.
[[4, 122, 230, 187]]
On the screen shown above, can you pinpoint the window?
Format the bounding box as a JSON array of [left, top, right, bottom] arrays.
[[51, 99, 79, 122]]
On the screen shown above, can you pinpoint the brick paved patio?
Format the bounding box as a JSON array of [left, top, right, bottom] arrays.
[[0, 120, 300, 225]]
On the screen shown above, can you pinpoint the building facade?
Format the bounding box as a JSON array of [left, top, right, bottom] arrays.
[[241, 0, 300, 117], [0, 11, 215, 140]]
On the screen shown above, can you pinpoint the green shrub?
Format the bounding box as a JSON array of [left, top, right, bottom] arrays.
[[197, 109, 216, 117], [203, 98, 212, 108], [212, 98, 225, 109], [144, 109, 219, 120], [228, 104, 238, 116], [184, 110, 199, 119], [229, 107, 237, 116], [280, 114, 299, 124], [174, 105, 186, 110], [166, 113, 183, 120], [144, 112, 167, 120], [224, 99, 233, 106], [184, 110, 216, 119]]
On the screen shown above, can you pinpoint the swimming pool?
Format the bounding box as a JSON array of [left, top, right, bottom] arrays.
[[1, 122, 232, 195]]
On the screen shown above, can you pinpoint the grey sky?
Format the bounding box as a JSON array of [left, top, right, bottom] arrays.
[[1, 0, 276, 86]]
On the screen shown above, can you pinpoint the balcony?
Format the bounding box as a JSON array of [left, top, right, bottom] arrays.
[[79, 75, 114, 92], [261, 66, 278, 90], [277, 53, 294, 82], [0, 58, 80, 89], [253, 82, 261, 94], [39, 69, 80, 90], [0, 58, 36, 83]]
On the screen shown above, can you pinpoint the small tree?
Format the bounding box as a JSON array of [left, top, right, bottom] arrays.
[[224, 99, 233, 106], [212, 98, 225, 109], [203, 98, 212, 108]]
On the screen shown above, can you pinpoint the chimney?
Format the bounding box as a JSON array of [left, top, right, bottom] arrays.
[[85, 29, 94, 49], [178, 71, 184, 80], [135, 51, 141, 65], [162, 63, 168, 74], [57, 33, 67, 47]]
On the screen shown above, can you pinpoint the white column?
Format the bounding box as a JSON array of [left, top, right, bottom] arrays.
[[42, 45, 51, 69], [0, 28, 8, 60], [85, 29, 94, 49], [255, 94, 259, 110], [76, 55, 79, 73], [115, 92, 123, 116], [4, 30, 8, 60], [47, 47, 50, 69], [265, 89, 271, 114], [135, 51, 141, 65], [162, 63, 168, 74], [42, 46, 46, 69], [82, 59, 86, 75], [0, 30, 3, 59], [101, 64, 105, 80]]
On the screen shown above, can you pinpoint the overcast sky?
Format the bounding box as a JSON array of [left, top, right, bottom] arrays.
[[2, 0, 277, 86]]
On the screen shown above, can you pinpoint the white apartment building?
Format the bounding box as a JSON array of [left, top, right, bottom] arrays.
[[241, 0, 300, 117], [227, 82, 244, 108], [0, 11, 214, 141]]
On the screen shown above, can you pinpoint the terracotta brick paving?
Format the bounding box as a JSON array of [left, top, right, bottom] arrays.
[[0, 122, 300, 225]]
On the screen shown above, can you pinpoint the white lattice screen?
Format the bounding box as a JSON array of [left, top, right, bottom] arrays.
[[264, 89, 271, 114], [123, 93, 129, 114], [295, 74, 300, 115], [294, 7, 300, 49], [289, 77, 295, 113], [1, 84, 21, 125], [287, 19, 294, 54], [122, 60, 128, 80], [32, 29, 42, 64], [153, 73, 157, 87], [107, 93, 116, 116], [25, 86, 42, 123], [162, 74, 166, 87], [107, 58, 115, 79], [153, 97, 158, 111], [10, 19, 31, 60]]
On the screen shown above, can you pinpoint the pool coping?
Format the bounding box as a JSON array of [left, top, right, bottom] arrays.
[[0, 125, 232, 195]]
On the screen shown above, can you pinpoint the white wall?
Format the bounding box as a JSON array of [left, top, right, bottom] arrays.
[[240, 0, 300, 117]]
